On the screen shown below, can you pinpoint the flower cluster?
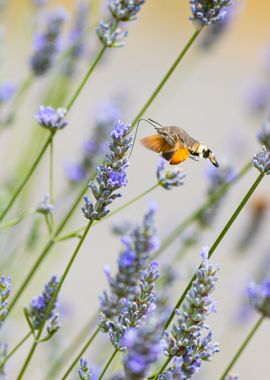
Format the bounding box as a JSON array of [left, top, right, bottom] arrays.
[[36, 194, 53, 215], [82, 121, 132, 221], [99, 206, 160, 349], [197, 163, 236, 227], [0, 275, 11, 328], [162, 248, 219, 379], [121, 317, 163, 379], [253, 146, 270, 175], [257, 119, 270, 151], [96, 0, 145, 47], [62, 1, 90, 76], [189, 0, 232, 26], [247, 279, 270, 317], [159, 357, 185, 380], [156, 158, 186, 190], [26, 275, 60, 335], [30, 8, 67, 75], [78, 358, 94, 380], [65, 102, 120, 183], [35, 106, 68, 131]]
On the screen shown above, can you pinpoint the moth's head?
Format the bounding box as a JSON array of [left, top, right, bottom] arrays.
[[199, 145, 219, 167]]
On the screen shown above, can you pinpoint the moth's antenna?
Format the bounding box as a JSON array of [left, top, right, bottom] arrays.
[[128, 118, 164, 159]]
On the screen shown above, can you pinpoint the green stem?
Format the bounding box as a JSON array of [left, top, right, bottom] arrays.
[[0, 210, 35, 231], [152, 356, 172, 380], [152, 161, 252, 260], [220, 315, 264, 380], [59, 326, 100, 380], [0, 134, 53, 223], [131, 26, 203, 127], [56, 183, 159, 242], [65, 46, 106, 112], [50, 137, 54, 205], [0, 331, 32, 370], [16, 221, 93, 380], [164, 172, 264, 331], [98, 349, 118, 380]]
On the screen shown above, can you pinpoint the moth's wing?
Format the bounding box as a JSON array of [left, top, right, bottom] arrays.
[[140, 134, 171, 153], [169, 146, 190, 165]]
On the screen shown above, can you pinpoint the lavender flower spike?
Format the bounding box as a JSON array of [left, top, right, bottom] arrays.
[[78, 358, 94, 380], [0, 275, 11, 328], [35, 106, 68, 131], [108, 0, 145, 22], [162, 248, 219, 379], [121, 317, 163, 379], [26, 275, 60, 335], [189, 0, 232, 26], [253, 146, 270, 175], [30, 7, 67, 75], [247, 279, 270, 317], [82, 121, 132, 221], [157, 158, 185, 190]]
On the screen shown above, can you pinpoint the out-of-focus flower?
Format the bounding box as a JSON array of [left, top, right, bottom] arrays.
[[65, 101, 120, 184], [78, 358, 96, 380], [189, 0, 232, 26], [97, 0, 145, 47], [35, 106, 68, 131], [162, 248, 219, 379], [237, 194, 269, 250], [197, 162, 237, 227], [247, 279, 270, 317], [82, 121, 132, 221], [0, 275, 11, 328], [121, 317, 163, 379], [30, 8, 67, 75], [246, 82, 270, 114], [32, 0, 48, 6], [0, 83, 16, 104], [62, 0, 90, 76], [253, 146, 270, 175], [36, 194, 53, 215], [26, 275, 60, 335], [0, 342, 7, 379], [157, 158, 185, 190], [257, 119, 270, 150]]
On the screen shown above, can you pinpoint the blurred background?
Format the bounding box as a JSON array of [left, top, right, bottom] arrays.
[[1, 0, 270, 379]]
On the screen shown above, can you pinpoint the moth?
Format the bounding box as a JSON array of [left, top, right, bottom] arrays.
[[139, 118, 219, 167]]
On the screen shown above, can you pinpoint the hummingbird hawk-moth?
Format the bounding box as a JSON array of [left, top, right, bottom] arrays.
[[139, 119, 219, 167]]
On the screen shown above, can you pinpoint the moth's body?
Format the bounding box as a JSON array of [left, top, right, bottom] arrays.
[[140, 121, 218, 167]]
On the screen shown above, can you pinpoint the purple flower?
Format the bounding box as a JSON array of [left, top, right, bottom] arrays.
[[189, 0, 232, 25], [0, 82, 16, 104], [78, 358, 96, 380], [253, 146, 270, 175], [82, 121, 132, 221], [108, 0, 145, 21], [0, 275, 11, 328], [26, 275, 60, 332], [64, 162, 86, 183], [156, 158, 185, 190], [35, 106, 68, 131], [162, 248, 219, 378], [122, 317, 163, 379], [30, 8, 67, 75], [247, 279, 270, 317], [96, 21, 128, 48]]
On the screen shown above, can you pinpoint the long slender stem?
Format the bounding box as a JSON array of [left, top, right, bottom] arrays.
[[220, 315, 264, 380], [98, 349, 118, 380], [65, 46, 106, 111], [152, 356, 172, 380], [59, 326, 100, 380], [164, 172, 264, 331], [50, 137, 54, 205], [16, 221, 93, 380], [0, 134, 53, 223], [0, 331, 32, 370], [131, 27, 203, 126], [0, 210, 35, 231]]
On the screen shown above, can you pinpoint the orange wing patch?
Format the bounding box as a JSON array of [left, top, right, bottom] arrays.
[[140, 134, 171, 153], [169, 146, 190, 165]]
